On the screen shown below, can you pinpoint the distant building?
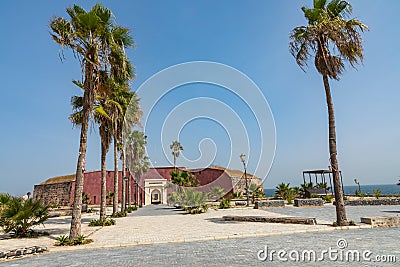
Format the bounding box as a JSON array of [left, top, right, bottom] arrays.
[[33, 166, 263, 206]]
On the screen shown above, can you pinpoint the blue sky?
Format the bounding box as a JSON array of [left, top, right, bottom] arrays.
[[0, 0, 399, 196]]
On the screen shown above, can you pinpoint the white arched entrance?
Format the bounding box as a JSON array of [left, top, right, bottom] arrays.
[[144, 178, 167, 205]]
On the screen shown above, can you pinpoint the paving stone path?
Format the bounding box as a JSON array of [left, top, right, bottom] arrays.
[[3, 227, 399, 266], [1, 205, 399, 266]]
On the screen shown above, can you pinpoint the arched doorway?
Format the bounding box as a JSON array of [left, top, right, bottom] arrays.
[[151, 189, 161, 204]]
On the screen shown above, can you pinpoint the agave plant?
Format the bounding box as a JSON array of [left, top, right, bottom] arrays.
[[0, 197, 49, 237]]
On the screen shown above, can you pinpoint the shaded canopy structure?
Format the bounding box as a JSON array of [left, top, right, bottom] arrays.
[[302, 169, 344, 195]]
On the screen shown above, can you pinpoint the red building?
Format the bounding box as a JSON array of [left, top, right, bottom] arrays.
[[33, 166, 262, 206]]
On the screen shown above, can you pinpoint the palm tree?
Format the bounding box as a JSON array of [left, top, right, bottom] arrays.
[[126, 130, 149, 206], [170, 141, 183, 169], [289, 0, 368, 226], [70, 79, 111, 220], [50, 4, 134, 238]]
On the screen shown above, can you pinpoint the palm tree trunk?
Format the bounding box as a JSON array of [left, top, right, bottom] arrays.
[[323, 74, 348, 226], [121, 151, 126, 212], [113, 137, 119, 215], [69, 119, 87, 239], [70, 62, 95, 240], [100, 141, 107, 220]]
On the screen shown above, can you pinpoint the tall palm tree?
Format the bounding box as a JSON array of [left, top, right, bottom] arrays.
[[289, 0, 368, 226], [126, 130, 149, 206], [50, 4, 134, 238], [108, 86, 139, 215], [170, 141, 183, 169]]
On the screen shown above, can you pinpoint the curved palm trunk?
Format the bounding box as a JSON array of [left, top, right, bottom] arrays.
[[323, 75, 348, 226], [113, 137, 119, 215], [100, 141, 107, 220], [70, 62, 95, 240], [121, 151, 126, 212]]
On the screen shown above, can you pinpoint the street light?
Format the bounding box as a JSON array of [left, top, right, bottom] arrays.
[[240, 153, 250, 207], [123, 175, 129, 211]]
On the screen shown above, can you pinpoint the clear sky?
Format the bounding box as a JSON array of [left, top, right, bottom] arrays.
[[0, 0, 399, 196]]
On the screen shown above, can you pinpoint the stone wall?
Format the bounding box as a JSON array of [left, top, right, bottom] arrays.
[[33, 182, 72, 206], [294, 198, 324, 207], [344, 198, 400, 206], [255, 200, 285, 209]]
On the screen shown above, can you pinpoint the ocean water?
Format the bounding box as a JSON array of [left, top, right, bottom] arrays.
[[264, 184, 400, 197]]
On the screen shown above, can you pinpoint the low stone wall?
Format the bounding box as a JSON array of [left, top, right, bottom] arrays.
[[222, 215, 316, 225], [361, 216, 400, 227], [254, 200, 285, 209], [0, 246, 47, 259], [344, 198, 400, 206], [294, 198, 324, 207]]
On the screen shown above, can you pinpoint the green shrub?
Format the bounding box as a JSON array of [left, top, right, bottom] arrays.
[[373, 189, 381, 199], [56, 234, 70, 246], [112, 211, 127, 218], [126, 206, 138, 213], [167, 187, 209, 214], [321, 195, 333, 203], [219, 198, 231, 209], [184, 204, 208, 214], [349, 220, 356, 226], [51, 203, 60, 209], [332, 221, 338, 227], [275, 183, 299, 203], [89, 218, 115, 227], [208, 186, 226, 201], [86, 208, 94, 213], [55, 234, 93, 246], [0, 196, 49, 237]]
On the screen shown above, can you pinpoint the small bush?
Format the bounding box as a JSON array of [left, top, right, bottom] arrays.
[[51, 203, 60, 209], [184, 205, 208, 214], [349, 220, 356, 226], [126, 206, 138, 213], [55, 234, 93, 246], [55, 234, 70, 246], [0, 196, 49, 237], [112, 211, 127, 218], [373, 189, 381, 199], [89, 218, 115, 227], [343, 196, 348, 200], [332, 221, 338, 227], [86, 208, 95, 213], [219, 198, 231, 209], [321, 195, 333, 203]]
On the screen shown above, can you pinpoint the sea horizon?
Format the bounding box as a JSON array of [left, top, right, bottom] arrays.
[[264, 183, 400, 197]]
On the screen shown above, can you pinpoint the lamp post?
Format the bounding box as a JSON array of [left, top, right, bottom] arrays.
[[240, 153, 250, 207], [123, 175, 129, 212]]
